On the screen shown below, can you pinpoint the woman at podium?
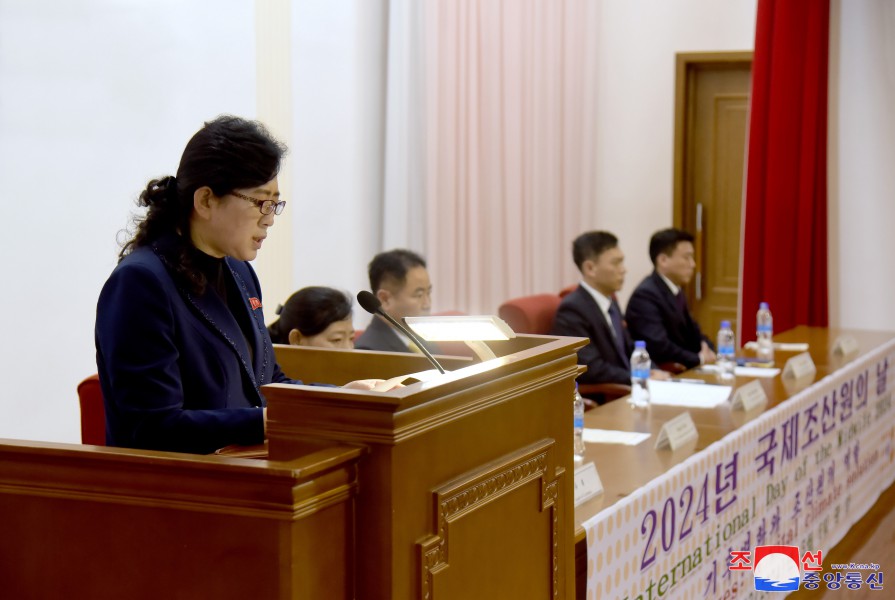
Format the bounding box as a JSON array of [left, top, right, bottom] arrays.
[[95, 116, 383, 454]]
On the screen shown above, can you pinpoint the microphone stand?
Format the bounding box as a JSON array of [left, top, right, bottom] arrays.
[[356, 291, 446, 374]]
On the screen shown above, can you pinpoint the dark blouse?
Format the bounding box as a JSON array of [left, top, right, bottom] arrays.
[[190, 247, 256, 364]]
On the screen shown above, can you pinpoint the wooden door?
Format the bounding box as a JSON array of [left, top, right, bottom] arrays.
[[673, 52, 752, 342]]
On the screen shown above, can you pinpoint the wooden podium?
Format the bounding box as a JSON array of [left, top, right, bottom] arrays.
[[0, 439, 363, 599], [0, 334, 585, 599], [269, 335, 585, 599]]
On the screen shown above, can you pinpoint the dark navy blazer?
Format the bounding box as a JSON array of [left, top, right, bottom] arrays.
[[625, 271, 712, 369], [550, 285, 633, 385], [95, 238, 296, 454]]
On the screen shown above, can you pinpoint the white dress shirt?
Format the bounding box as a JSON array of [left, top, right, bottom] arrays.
[[658, 272, 681, 297], [579, 280, 617, 340]]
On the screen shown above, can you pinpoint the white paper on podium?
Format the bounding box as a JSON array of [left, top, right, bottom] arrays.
[[582, 428, 651, 446], [372, 369, 444, 391], [648, 380, 733, 407]]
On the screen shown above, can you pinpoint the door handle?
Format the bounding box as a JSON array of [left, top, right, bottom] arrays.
[[695, 203, 703, 301]]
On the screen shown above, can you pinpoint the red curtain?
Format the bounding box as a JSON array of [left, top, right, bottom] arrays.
[[740, 0, 830, 342]]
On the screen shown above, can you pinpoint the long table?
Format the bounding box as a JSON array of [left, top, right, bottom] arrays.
[[573, 327, 895, 599]]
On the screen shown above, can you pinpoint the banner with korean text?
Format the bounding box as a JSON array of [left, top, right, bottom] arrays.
[[583, 339, 895, 599]]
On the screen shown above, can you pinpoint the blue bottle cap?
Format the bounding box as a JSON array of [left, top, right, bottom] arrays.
[[760, 302, 769, 310], [635, 340, 646, 349], [721, 320, 731, 328]]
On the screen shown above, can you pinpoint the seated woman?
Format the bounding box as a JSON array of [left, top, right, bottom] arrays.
[[268, 287, 355, 349], [95, 115, 390, 455]]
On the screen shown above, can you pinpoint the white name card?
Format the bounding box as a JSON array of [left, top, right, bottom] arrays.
[[731, 379, 768, 412], [782, 352, 817, 380], [654, 412, 698, 451], [573, 461, 603, 506], [832, 335, 860, 358]]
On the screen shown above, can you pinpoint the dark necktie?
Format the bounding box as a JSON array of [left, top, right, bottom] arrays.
[[608, 302, 630, 368], [676, 291, 687, 314]]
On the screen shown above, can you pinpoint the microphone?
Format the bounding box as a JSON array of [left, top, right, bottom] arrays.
[[356, 291, 446, 374]]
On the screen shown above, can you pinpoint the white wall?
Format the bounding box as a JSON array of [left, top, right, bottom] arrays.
[[591, 0, 757, 307], [251, 0, 296, 328], [0, 0, 256, 442], [828, 0, 895, 331], [288, 0, 386, 328]]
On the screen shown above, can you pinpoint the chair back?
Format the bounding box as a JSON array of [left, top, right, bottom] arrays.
[[498, 294, 562, 335], [558, 284, 578, 298], [77, 374, 106, 446]]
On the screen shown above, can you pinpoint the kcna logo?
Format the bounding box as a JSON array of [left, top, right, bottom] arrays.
[[729, 545, 822, 592]]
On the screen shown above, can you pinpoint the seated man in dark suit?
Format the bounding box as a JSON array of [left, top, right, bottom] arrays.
[[551, 231, 663, 390], [355, 249, 438, 354], [625, 228, 716, 369]]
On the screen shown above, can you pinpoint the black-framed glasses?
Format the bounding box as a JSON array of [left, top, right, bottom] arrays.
[[231, 191, 287, 216]]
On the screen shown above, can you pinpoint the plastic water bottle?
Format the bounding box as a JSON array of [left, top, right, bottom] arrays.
[[756, 302, 774, 364], [629, 341, 651, 407], [573, 383, 586, 460], [716, 320, 736, 380]]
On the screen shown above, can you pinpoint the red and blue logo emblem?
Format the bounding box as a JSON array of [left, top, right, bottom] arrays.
[[753, 545, 801, 592]]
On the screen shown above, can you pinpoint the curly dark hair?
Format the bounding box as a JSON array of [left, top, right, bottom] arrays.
[[119, 115, 287, 294]]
